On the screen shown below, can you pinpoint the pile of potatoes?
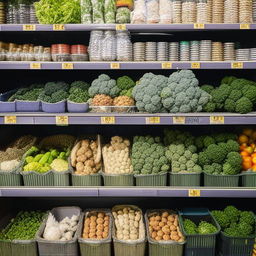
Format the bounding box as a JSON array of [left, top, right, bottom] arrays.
[[82, 212, 110, 240], [112, 207, 142, 241], [148, 211, 184, 242], [71, 138, 101, 175]]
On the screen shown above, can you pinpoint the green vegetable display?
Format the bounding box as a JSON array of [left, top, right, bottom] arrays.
[[116, 7, 131, 24], [212, 206, 255, 237], [183, 219, 218, 235], [91, 0, 104, 23], [81, 0, 92, 24], [0, 211, 45, 241], [104, 0, 116, 23]]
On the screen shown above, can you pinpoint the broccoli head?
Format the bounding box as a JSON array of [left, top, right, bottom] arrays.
[[117, 76, 135, 90], [51, 90, 69, 103], [212, 210, 230, 229], [198, 221, 217, 234], [235, 97, 253, 114], [183, 219, 198, 234], [69, 81, 90, 92], [68, 88, 89, 103]]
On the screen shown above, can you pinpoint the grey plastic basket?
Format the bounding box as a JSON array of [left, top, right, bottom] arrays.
[[72, 173, 102, 186], [169, 172, 201, 187], [112, 205, 146, 256], [103, 173, 134, 186], [21, 171, 54, 186], [145, 209, 185, 256], [37, 206, 82, 256], [241, 172, 256, 187], [135, 172, 167, 186], [203, 173, 240, 187], [0, 170, 22, 186], [79, 209, 112, 256]]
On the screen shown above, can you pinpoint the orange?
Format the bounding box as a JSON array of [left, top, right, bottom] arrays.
[[243, 128, 253, 137], [252, 157, 256, 164], [241, 151, 249, 157], [244, 147, 254, 154], [240, 143, 247, 151], [251, 153, 256, 158], [243, 156, 252, 162], [243, 161, 252, 170], [238, 135, 249, 144], [252, 165, 256, 171]]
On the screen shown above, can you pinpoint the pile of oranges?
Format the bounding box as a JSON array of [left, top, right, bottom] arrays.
[[238, 128, 256, 172]]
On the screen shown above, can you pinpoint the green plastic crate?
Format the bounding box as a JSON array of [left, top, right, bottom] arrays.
[[135, 172, 167, 186], [169, 172, 201, 187], [203, 173, 239, 187], [0, 171, 22, 186], [72, 173, 102, 186], [0, 240, 12, 256], [241, 172, 256, 187], [21, 171, 54, 186], [11, 239, 38, 256], [103, 173, 134, 186], [53, 170, 70, 186]]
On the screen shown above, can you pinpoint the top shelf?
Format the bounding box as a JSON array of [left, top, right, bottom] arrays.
[[1, 23, 256, 32]]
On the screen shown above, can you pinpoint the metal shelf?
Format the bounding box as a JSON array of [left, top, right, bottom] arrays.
[[0, 61, 255, 70], [0, 23, 256, 32], [0, 187, 256, 198]]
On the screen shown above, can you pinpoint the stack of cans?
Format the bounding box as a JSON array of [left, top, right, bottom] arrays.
[[145, 42, 157, 61], [133, 42, 145, 61], [30, 4, 38, 24], [190, 41, 200, 61], [239, 0, 253, 23], [236, 48, 250, 61], [224, 42, 235, 61], [224, 0, 238, 23], [180, 41, 190, 61], [200, 40, 212, 61], [18, 4, 30, 24], [212, 42, 223, 61], [197, 0, 208, 23], [6, 4, 14, 24], [250, 48, 256, 61], [157, 42, 168, 61], [0, 1, 5, 24], [169, 42, 179, 61], [253, 0, 256, 22], [212, 0, 224, 23]]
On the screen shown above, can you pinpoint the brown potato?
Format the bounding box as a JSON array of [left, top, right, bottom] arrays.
[[168, 215, 175, 222], [76, 147, 86, 156], [153, 225, 161, 231], [77, 155, 87, 162], [155, 236, 162, 241], [162, 212, 169, 218], [167, 221, 173, 227], [162, 225, 170, 234], [151, 231, 157, 239], [98, 213, 104, 218], [76, 162, 84, 172], [157, 230, 164, 237], [163, 234, 170, 240], [170, 225, 177, 231], [96, 218, 104, 224], [102, 231, 108, 238], [155, 216, 161, 221], [161, 217, 167, 223], [159, 222, 165, 227]]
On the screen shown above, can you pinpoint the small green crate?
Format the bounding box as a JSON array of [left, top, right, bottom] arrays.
[[169, 172, 201, 187], [203, 173, 239, 187], [53, 171, 70, 186], [0, 240, 12, 256], [72, 173, 102, 186], [241, 172, 256, 187], [11, 240, 38, 256], [0, 171, 22, 186], [135, 172, 167, 186], [21, 171, 54, 186], [217, 231, 255, 256], [103, 173, 134, 186]]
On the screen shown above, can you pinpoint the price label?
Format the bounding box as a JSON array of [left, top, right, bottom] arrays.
[[110, 63, 120, 69], [186, 117, 200, 124], [191, 62, 201, 69], [62, 63, 73, 69], [101, 116, 115, 124], [23, 24, 36, 31], [56, 116, 69, 126], [173, 116, 185, 124], [30, 63, 41, 69], [188, 189, 201, 197], [240, 23, 250, 29], [161, 62, 172, 69], [4, 116, 17, 124], [194, 23, 205, 29], [53, 24, 65, 30], [231, 62, 243, 69], [210, 116, 225, 124], [146, 117, 160, 124], [116, 24, 127, 30]]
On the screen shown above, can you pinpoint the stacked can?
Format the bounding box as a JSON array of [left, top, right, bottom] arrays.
[[224, 42, 235, 61], [200, 40, 212, 61], [190, 41, 200, 61], [6, 4, 14, 24], [253, 0, 256, 22], [51, 44, 71, 62], [157, 42, 168, 61], [250, 48, 256, 61], [71, 45, 89, 61], [182, 0, 197, 23], [212, 42, 223, 61], [89, 30, 104, 61], [212, 0, 224, 23], [224, 0, 238, 23], [239, 0, 252, 23], [173, 0, 182, 23], [29, 4, 38, 24], [102, 31, 117, 61], [196, 0, 208, 23], [169, 42, 179, 61], [180, 41, 190, 61], [0, 1, 5, 23], [133, 42, 145, 61], [116, 31, 132, 61], [236, 48, 250, 61], [145, 42, 157, 61], [207, 0, 213, 23], [18, 4, 30, 24]]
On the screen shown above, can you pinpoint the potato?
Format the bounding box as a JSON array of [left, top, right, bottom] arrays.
[[76, 162, 84, 172], [76, 147, 86, 156], [77, 155, 87, 162]]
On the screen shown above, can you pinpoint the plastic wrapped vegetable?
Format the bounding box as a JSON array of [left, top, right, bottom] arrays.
[[80, 0, 92, 24], [104, 0, 116, 23], [159, 0, 172, 23], [131, 0, 146, 23], [91, 0, 104, 23], [146, 0, 160, 23], [116, 7, 131, 23]]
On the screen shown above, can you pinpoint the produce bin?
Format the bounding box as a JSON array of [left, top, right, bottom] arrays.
[[67, 101, 89, 113], [112, 205, 146, 256], [21, 170, 54, 186], [203, 173, 240, 187], [135, 172, 167, 186], [103, 173, 134, 186], [0, 240, 12, 256], [0, 90, 16, 112], [41, 100, 66, 113], [146, 209, 185, 256], [37, 206, 82, 256], [16, 100, 41, 112], [217, 231, 255, 256], [0, 169, 22, 186], [53, 170, 70, 186], [79, 209, 112, 256], [179, 208, 220, 256], [72, 173, 102, 186], [241, 172, 256, 187], [169, 172, 201, 186]]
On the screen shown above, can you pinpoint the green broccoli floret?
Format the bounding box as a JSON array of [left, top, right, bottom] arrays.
[[226, 152, 242, 168], [51, 90, 69, 103], [120, 88, 133, 98], [183, 219, 198, 234], [226, 140, 239, 152], [224, 206, 240, 223], [221, 76, 237, 85], [117, 76, 135, 90], [201, 84, 215, 94], [20, 88, 43, 101], [68, 88, 89, 103], [44, 82, 69, 96], [224, 99, 236, 112], [230, 79, 249, 90], [242, 85, 256, 104], [70, 81, 90, 91], [235, 97, 253, 114], [198, 221, 217, 234], [238, 222, 254, 236], [228, 89, 243, 102], [224, 226, 240, 237], [203, 136, 215, 148], [198, 152, 211, 166], [205, 144, 226, 164], [212, 210, 230, 229], [203, 102, 216, 112], [240, 211, 255, 226]]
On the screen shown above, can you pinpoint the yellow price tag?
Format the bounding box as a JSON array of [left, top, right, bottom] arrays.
[[173, 116, 185, 124], [161, 62, 172, 69], [110, 63, 120, 69], [116, 24, 127, 30], [146, 117, 160, 124], [62, 63, 74, 69], [101, 116, 116, 124], [53, 24, 65, 30], [194, 23, 205, 29], [23, 24, 36, 31], [210, 116, 225, 124], [191, 62, 201, 69], [240, 23, 250, 29], [56, 116, 69, 126], [4, 116, 17, 124], [231, 62, 243, 69], [188, 189, 201, 197], [30, 63, 41, 69]]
